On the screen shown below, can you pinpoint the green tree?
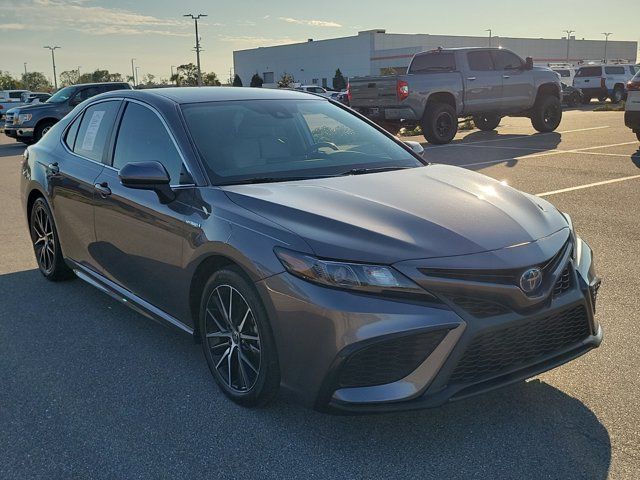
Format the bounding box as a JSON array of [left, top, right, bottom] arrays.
[[59, 70, 80, 87], [174, 63, 199, 86], [232, 74, 243, 87], [0, 71, 20, 89], [250, 73, 263, 88], [76, 69, 123, 84], [277, 72, 295, 89], [379, 67, 397, 76], [332, 68, 347, 91], [202, 72, 221, 86], [21, 72, 52, 91]]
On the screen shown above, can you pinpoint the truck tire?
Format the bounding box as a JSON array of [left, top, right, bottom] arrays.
[[376, 121, 400, 135], [473, 114, 501, 131], [34, 120, 57, 142], [422, 103, 458, 144], [530, 95, 562, 133], [611, 85, 624, 104]]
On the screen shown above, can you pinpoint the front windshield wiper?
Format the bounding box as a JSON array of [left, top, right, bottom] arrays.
[[220, 175, 334, 186], [339, 166, 414, 176]]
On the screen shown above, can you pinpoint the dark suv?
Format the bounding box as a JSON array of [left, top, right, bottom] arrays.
[[4, 82, 131, 144]]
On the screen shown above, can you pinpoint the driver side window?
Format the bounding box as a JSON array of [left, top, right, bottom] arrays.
[[492, 51, 524, 70]]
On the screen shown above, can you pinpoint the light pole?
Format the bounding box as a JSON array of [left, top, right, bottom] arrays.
[[602, 32, 612, 63], [135, 66, 140, 86], [171, 65, 176, 84], [77, 66, 81, 78], [131, 58, 136, 87], [486, 29, 492, 47], [23, 63, 28, 89], [44, 45, 60, 90], [563, 30, 575, 63], [184, 13, 207, 86]]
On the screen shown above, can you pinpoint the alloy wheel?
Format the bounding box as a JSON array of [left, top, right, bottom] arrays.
[[204, 284, 262, 392], [31, 203, 56, 274], [435, 112, 454, 138], [543, 104, 560, 127]]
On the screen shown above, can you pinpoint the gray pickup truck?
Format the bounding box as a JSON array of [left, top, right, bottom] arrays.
[[3, 81, 131, 144], [349, 47, 563, 144]]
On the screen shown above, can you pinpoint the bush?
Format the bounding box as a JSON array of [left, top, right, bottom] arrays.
[[233, 74, 243, 87], [250, 74, 263, 88]]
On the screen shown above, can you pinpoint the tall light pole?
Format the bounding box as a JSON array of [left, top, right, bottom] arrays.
[[563, 30, 575, 63], [602, 32, 612, 63], [44, 45, 60, 90], [131, 58, 136, 87], [184, 13, 207, 86], [486, 29, 492, 47], [171, 65, 176, 84], [23, 63, 28, 89], [135, 66, 140, 86]]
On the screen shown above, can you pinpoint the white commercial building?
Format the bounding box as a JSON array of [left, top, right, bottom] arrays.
[[233, 29, 638, 88]]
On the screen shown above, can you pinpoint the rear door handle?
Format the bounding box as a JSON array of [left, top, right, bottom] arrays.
[[467, 77, 476, 81], [94, 182, 111, 197], [46, 162, 60, 175], [503, 75, 511, 79]]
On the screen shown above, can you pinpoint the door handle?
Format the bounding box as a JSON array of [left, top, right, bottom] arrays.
[[46, 162, 59, 175], [503, 75, 511, 79], [467, 77, 476, 81], [94, 182, 111, 197]]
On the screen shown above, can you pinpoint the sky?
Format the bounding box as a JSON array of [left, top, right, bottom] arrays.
[[1, 0, 639, 84]]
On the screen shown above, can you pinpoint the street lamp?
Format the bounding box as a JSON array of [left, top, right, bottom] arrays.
[[135, 66, 140, 86], [563, 30, 575, 63], [602, 32, 612, 63], [486, 29, 492, 47], [131, 58, 136, 87], [23, 63, 28, 89], [171, 65, 176, 84], [43, 45, 61, 90], [184, 13, 207, 86]]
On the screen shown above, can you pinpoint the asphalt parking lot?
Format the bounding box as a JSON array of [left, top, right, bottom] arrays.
[[1, 108, 639, 479]]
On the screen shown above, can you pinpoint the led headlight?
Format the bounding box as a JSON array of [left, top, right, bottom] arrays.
[[17, 113, 32, 125], [274, 248, 426, 295]]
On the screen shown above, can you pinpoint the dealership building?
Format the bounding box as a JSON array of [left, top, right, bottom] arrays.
[[233, 29, 638, 88]]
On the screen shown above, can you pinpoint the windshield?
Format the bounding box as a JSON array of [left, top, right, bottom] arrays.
[[46, 86, 76, 104], [182, 99, 423, 185]]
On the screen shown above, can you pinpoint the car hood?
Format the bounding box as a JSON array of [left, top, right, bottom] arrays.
[[222, 165, 568, 264]]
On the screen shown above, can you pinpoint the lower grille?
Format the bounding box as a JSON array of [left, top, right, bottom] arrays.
[[448, 296, 510, 318], [338, 329, 450, 388], [449, 305, 590, 385]]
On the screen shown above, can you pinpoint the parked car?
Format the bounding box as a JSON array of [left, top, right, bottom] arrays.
[[349, 47, 563, 144], [23, 92, 52, 104], [550, 64, 576, 84], [625, 71, 640, 141], [20, 87, 602, 412], [295, 85, 338, 99], [573, 64, 637, 104], [335, 91, 350, 106], [561, 82, 583, 107], [0, 89, 30, 120], [4, 82, 131, 144]]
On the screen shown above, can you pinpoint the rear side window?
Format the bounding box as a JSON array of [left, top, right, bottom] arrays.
[[576, 66, 602, 77], [492, 50, 524, 70], [467, 51, 494, 71], [409, 52, 456, 73], [9, 91, 23, 99], [64, 114, 82, 150], [74, 87, 100, 103], [604, 66, 625, 75], [112, 102, 187, 185], [629, 66, 637, 75], [554, 69, 571, 78], [73, 100, 120, 162]]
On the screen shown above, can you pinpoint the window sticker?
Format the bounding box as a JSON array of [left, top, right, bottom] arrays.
[[81, 110, 105, 151]]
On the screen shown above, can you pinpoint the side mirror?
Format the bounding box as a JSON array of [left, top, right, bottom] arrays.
[[404, 140, 425, 156], [525, 57, 534, 70], [119, 161, 174, 203]]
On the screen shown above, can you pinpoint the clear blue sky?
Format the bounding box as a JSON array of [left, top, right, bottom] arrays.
[[1, 0, 638, 83]]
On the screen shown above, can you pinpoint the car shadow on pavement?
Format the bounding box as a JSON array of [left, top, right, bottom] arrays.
[[0, 268, 611, 479], [631, 148, 640, 169], [0, 140, 26, 158]]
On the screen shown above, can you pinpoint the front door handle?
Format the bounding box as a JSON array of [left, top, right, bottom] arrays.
[[503, 75, 511, 79], [94, 182, 111, 197], [467, 77, 477, 81]]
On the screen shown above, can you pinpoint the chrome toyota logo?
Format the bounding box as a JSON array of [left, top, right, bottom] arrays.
[[520, 268, 543, 293]]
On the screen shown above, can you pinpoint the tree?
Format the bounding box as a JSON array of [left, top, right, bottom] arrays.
[[332, 68, 347, 91], [59, 70, 80, 87], [202, 72, 221, 86], [232, 74, 243, 87], [142, 73, 156, 86], [20, 72, 52, 91], [277, 72, 295, 89], [76, 69, 123, 84], [250, 73, 263, 88], [379, 67, 397, 76], [0, 71, 20, 89], [174, 63, 199, 86]]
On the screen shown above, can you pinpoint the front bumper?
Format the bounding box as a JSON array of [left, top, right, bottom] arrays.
[[625, 111, 640, 131], [3, 126, 34, 139], [257, 237, 601, 413]]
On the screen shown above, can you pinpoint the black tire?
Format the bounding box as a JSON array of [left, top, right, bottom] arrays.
[[598, 95, 608, 102], [34, 120, 56, 142], [422, 102, 458, 144], [611, 86, 624, 104], [376, 121, 400, 135], [636, 131, 640, 142], [531, 95, 563, 133], [581, 96, 592, 105], [473, 114, 501, 131], [29, 197, 74, 281], [199, 267, 280, 407]]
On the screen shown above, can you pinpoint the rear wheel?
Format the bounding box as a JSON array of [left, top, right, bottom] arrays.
[[531, 95, 562, 133], [29, 198, 74, 281], [611, 86, 624, 104], [422, 103, 458, 144], [199, 267, 280, 407], [473, 114, 501, 131], [34, 120, 56, 142]]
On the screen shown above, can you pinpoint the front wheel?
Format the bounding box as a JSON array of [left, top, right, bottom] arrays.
[[199, 267, 280, 407], [611, 86, 624, 104], [473, 114, 501, 131], [531, 95, 562, 133], [29, 198, 74, 281], [34, 120, 56, 142], [422, 103, 458, 144]]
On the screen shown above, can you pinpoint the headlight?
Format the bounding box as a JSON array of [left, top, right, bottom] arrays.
[[274, 248, 427, 295], [18, 114, 32, 125]]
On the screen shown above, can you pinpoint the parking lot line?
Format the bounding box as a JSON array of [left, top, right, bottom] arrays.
[[536, 174, 640, 197]]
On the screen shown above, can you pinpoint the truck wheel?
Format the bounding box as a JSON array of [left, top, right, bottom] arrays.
[[611, 86, 624, 104], [376, 121, 400, 135], [422, 103, 458, 144], [473, 114, 501, 131], [531, 95, 562, 133], [34, 120, 56, 142]]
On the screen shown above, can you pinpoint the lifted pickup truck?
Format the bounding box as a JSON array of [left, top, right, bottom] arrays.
[[349, 47, 563, 144]]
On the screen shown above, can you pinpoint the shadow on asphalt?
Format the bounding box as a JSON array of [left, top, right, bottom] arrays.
[[0, 140, 26, 158], [632, 148, 640, 169], [0, 268, 612, 479]]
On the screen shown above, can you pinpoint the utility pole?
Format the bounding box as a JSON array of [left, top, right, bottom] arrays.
[[131, 58, 136, 87], [171, 65, 176, 84], [486, 29, 492, 47], [135, 66, 140, 86], [602, 32, 612, 63], [563, 30, 575, 63], [184, 13, 207, 86], [77, 66, 81, 78], [23, 63, 28, 90], [44, 45, 61, 90]]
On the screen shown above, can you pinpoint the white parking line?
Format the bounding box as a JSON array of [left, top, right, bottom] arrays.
[[537, 175, 640, 197]]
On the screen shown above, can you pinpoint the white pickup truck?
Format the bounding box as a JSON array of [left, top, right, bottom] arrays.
[[0, 89, 30, 120], [625, 71, 640, 141]]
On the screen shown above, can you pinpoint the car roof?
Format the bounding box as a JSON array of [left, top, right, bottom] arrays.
[[98, 87, 325, 104]]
